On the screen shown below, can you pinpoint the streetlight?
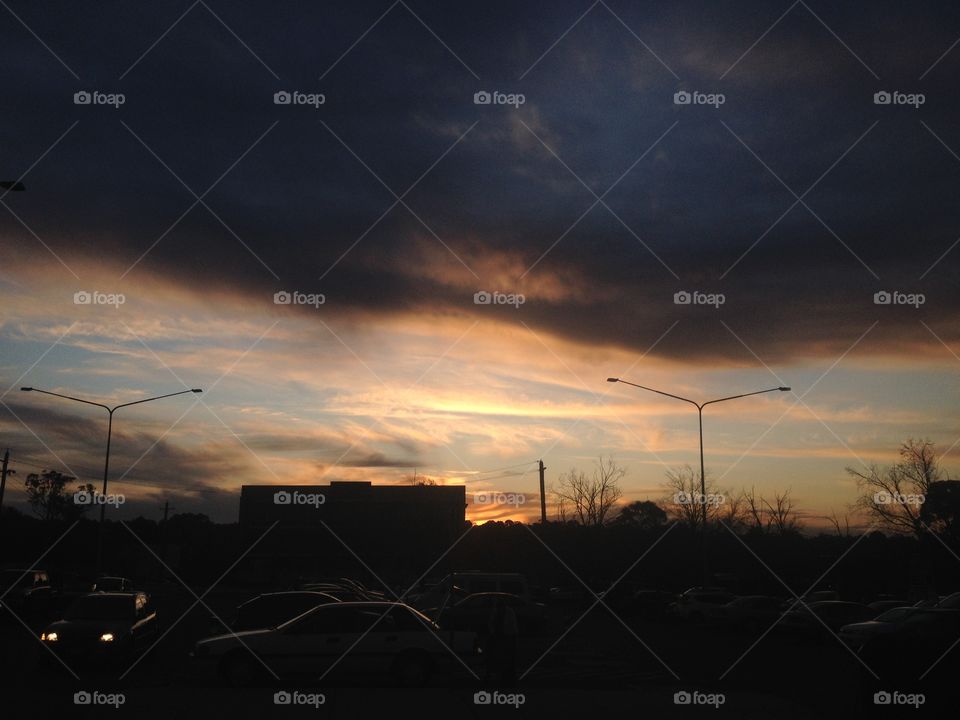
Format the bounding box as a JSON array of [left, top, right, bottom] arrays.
[[20, 386, 202, 574], [607, 377, 789, 587]]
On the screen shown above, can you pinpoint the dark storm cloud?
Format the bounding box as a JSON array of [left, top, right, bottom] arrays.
[[4, 0, 960, 361]]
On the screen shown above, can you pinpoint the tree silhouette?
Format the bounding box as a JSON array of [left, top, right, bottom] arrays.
[[551, 456, 624, 526], [24, 470, 94, 521], [848, 438, 948, 538], [611, 500, 667, 529]]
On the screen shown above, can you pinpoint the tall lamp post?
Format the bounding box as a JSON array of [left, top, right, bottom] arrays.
[[20, 386, 202, 574], [607, 378, 789, 587]]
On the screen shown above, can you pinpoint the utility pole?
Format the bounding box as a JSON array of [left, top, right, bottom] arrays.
[[162, 500, 171, 522], [0, 449, 10, 515], [539, 459, 547, 524]]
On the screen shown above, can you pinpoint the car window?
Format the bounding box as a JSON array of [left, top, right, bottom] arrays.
[[471, 580, 497, 593], [501, 582, 523, 595], [287, 606, 367, 634]]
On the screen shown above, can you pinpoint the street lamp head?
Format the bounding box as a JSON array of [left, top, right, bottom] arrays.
[[20, 387, 33, 392], [778, 387, 791, 392], [606, 378, 619, 383], [190, 388, 203, 393]]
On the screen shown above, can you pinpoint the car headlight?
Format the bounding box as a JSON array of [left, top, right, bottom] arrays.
[[99, 632, 115, 642], [41, 631, 58, 642]]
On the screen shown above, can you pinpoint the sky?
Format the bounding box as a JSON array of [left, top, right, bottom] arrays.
[[1, 0, 959, 527]]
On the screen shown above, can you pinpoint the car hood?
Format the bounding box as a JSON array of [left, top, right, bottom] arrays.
[[196, 628, 272, 649]]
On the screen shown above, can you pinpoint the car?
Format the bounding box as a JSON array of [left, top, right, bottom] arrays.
[[840, 606, 921, 647], [192, 601, 478, 686], [859, 609, 960, 677], [40, 592, 158, 662], [231, 591, 340, 631], [91, 576, 135, 593], [628, 590, 677, 618], [780, 601, 873, 634], [721, 595, 783, 632], [670, 588, 736, 621], [431, 592, 546, 636], [867, 599, 910, 615], [0, 568, 53, 615], [934, 591, 960, 609], [299, 583, 383, 602]]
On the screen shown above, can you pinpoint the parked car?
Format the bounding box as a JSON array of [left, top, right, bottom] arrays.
[[859, 609, 960, 678], [867, 599, 910, 615], [780, 601, 873, 634], [0, 568, 53, 615], [91, 576, 135, 593], [670, 588, 736, 621], [192, 601, 478, 686], [840, 606, 920, 647], [935, 591, 960, 610], [232, 591, 340, 631], [431, 592, 545, 636], [40, 592, 158, 662], [721, 595, 783, 631], [299, 583, 384, 602], [628, 590, 677, 619]]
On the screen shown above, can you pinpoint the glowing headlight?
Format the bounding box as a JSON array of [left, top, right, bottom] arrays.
[[41, 631, 58, 642], [99, 632, 115, 642]]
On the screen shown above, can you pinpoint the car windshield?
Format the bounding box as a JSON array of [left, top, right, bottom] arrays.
[[65, 595, 132, 620], [875, 608, 912, 622]]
